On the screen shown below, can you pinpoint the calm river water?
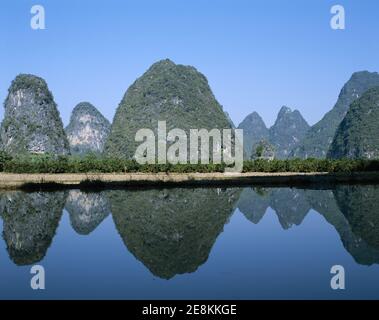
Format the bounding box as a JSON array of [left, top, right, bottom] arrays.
[[0, 185, 378, 299]]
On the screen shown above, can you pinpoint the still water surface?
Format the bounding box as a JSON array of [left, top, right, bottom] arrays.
[[0, 185, 378, 299]]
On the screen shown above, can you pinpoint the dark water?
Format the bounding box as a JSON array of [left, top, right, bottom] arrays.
[[0, 185, 379, 299]]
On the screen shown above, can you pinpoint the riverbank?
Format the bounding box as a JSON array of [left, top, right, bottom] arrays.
[[1, 172, 379, 190]]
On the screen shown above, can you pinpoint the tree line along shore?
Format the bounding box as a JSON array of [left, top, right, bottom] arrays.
[[2, 153, 379, 174]]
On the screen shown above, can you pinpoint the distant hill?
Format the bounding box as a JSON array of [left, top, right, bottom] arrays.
[[238, 107, 309, 159], [104, 59, 232, 158], [269, 106, 309, 159], [328, 87, 379, 159], [65, 102, 110, 155], [291, 71, 379, 158], [0, 74, 69, 155], [238, 112, 269, 158]]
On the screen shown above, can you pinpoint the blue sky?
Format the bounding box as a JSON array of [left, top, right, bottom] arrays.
[[1, 0, 379, 127]]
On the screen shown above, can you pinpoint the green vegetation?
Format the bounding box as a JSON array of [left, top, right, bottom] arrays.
[[6, 74, 53, 102], [255, 144, 264, 158], [1, 153, 379, 174], [242, 158, 379, 173], [0, 151, 12, 171], [253, 140, 275, 160], [291, 71, 379, 159], [328, 87, 379, 159], [104, 59, 231, 158]]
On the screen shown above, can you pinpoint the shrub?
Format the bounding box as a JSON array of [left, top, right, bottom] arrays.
[[0, 151, 12, 172], [2, 153, 379, 174]]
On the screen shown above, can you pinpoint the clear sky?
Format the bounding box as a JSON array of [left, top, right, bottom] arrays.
[[1, 0, 379, 127]]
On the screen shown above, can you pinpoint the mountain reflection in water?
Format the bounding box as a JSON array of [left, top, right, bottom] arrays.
[[238, 186, 379, 266], [0, 185, 378, 279]]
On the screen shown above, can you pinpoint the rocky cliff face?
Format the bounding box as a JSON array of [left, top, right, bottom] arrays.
[[237, 112, 269, 158], [104, 59, 232, 158], [328, 87, 379, 159], [0, 74, 69, 155], [291, 71, 379, 158], [269, 106, 309, 159], [65, 102, 110, 155]]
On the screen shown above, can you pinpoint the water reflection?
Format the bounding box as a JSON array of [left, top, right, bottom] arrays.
[[65, 190, 110, 235], [303, 189, 379, 265], [334, 185, 379, 262], [0, 185, 378, 276], [237, 187, 379, 265], [269, 188, 310, 229], [0, 191, 67, 265], [108, 188, 241, 279], [237, 188, 270, 224]]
